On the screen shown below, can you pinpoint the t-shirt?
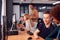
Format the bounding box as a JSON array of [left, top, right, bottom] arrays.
[[26, 20, 37, 33], [37, 22, 55, 39]]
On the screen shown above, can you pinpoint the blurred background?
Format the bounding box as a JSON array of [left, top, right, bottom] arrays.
[[0, 0, 60, 40]]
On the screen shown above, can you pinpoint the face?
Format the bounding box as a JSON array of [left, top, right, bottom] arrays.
[[20, 17, 24, 21], [29, 5, 34, 9], [53, 17, 60, 24], [43, 14, 51, 25]]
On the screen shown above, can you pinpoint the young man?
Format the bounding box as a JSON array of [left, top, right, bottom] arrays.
[[29, 4, 38, 22], [45, 4, 60, 40], [34, 11, 55, 39]]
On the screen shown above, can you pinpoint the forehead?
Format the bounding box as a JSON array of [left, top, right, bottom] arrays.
[[43, 14, 50, 17], [29, 5, 33, 7]]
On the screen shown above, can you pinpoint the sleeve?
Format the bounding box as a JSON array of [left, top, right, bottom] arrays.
[[45, 27, 59, 40]]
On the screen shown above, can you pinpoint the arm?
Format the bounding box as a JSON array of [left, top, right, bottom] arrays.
[[35, 10, 38, 18], [34, 29, 40, 38], [34, 10, 38, 19]]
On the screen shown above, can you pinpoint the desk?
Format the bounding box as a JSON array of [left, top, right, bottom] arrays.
[[8, 30, 44, 40]]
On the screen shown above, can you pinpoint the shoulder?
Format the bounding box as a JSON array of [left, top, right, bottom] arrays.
[[37, 22, 44, 28]]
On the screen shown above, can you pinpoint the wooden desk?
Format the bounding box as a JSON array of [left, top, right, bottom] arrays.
[[8, 30, 44, 40]]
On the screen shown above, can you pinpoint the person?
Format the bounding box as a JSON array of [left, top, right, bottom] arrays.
[[34, 10, 55, 39], [29, 4, 43, 24], [24, 14, 37, 34], [16, 16, 25, 31], [19, 16, 25, 26], [29, 4, 38, 22], [24, 14, 31, 29], [45, 4, 60, 40]]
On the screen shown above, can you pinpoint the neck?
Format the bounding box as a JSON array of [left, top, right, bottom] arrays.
[[45, 22, 51, 28], [31, 8, 34, 10]]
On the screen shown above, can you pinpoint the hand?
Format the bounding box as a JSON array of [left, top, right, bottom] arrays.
[[16, 24, 24, 28], [19, 24, 24, 27], [34, 35, 39, 39]]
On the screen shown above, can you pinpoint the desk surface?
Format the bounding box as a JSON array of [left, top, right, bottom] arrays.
[[8, 30, 44, 40]]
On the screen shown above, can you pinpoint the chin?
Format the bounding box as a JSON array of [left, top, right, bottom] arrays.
[[45, 23, 49, 25]]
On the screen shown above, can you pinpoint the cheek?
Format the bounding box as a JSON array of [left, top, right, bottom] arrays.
[[22, 18, 24, 21], [43, 19, 49, 23], [46, 19, 50, 22], [43, 19, 47, 22], [53, 19, 56, 22]]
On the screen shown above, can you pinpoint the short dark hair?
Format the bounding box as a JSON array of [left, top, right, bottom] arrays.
[[29, 3, 34, 7], [44, 10, 50, 14], [50, 5, 60, 21]]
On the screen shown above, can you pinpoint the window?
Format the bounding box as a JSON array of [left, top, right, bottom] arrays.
[[20, 4, 29, 16]]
